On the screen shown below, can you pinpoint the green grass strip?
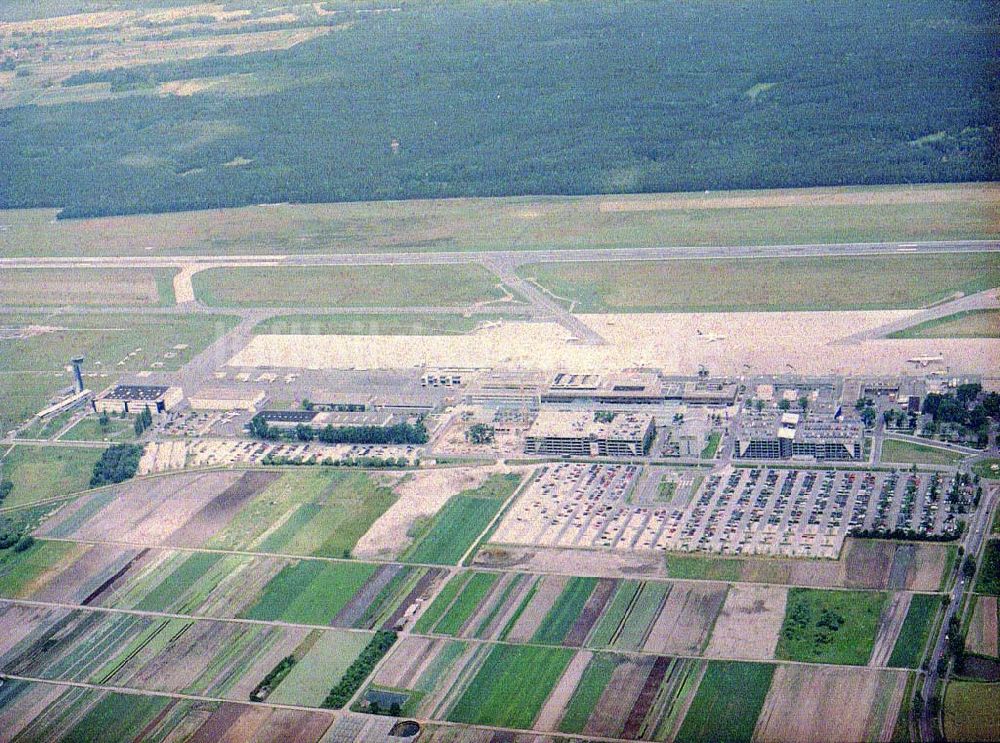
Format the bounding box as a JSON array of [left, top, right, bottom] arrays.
[[558, 652, 620, 733], [533, 576, 598, 645], [888, 593, 940, 668], [435, 572, 498, 636]]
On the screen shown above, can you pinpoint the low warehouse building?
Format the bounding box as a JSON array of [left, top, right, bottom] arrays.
[[93, 384, 183, 414], [188, 387, 266, 411]]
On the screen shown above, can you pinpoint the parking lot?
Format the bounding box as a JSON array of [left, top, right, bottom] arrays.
[[492, 462, 967, 559]]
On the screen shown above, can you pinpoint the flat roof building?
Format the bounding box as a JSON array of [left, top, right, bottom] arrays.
[[541, 372, 664, 405], [93, 384, 183, 414], [734, 410, 863, 461], [524, 410, 655, 457], [188, 387, 266, 411]]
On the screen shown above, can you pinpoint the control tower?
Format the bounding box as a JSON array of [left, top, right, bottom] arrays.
[[70, 357, 85, 394]]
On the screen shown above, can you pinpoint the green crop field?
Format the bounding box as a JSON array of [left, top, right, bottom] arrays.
[[447, 644, 574, 729], [888, 593, 940, 668], [520, 252, 1000, 313], [677, 661, 775, 743], [588, 580, 640, 647], [61, 691, 171, 743], [975, 540, 1000, 596], [435, 572, 499, 637], [242, 559, 377, 625], [252, 472, 397, 558], [403, 474, 520, 565], [193, 265, 505, 308], [254, 313, 509, 336], [0, 312, 238, 434], [533, 577, 598, 645], [558, 652, 619, 733], [881, 439, 965, 466], [613, 582, 670, 650], [776, 588, 887, 665], [414, 573, 472, 634], [943, 681, 1000, 743], [666, 555, 745, 582], [889, 309, 1000, 339], [134, 552, 224, 613], [0, 540, 84, 598], [0, 444, 104, 507], [268, 630, 371, 707]]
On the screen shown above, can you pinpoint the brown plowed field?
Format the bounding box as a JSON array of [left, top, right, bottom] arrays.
[[164, 471, 280, 547], [705, 585, 787, 660], [586, 655, 656, 738], [968, 596, 999, 658], [564, 578, 616, 646], [643, 583, 727, 655], [754, 665, 907, 743]]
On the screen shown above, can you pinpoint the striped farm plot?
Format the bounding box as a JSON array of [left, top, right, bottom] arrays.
[[753, 665, 910, 743], [967, 595, 999, 659]]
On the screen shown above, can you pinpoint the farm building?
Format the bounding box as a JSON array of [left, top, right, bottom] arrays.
[[188, 386, 266, 411], [93, 384, 183, 414], [734, 410, 863, 460], [524, 410, 655, 457]]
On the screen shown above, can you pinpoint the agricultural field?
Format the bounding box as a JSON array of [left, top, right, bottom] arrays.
[[0, 311, 238, 434], [0, 444, 104, 507], [887, 593, 941, 668], [677, 661, 774, 743], [0, 268, 175, 306], [0, 540, 87, 598], [943, 681, 1000, 742], [881, 438, 965, 466], [966, 595, 999, 659], [520, 252, 1000, 313], [888, 309, 1000, 339], [755, 665, 909, 743], [775, 588, 887, 665], [402, 473, 521, 565], [192, 265, 506, 308]]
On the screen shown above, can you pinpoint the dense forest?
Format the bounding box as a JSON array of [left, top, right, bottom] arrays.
[[1, 0, 997, 217]]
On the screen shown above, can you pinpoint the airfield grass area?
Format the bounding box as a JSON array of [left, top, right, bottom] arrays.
[[253, 313, 509, 336], [0, 268, 176, 306], [446, 644, 574, 729], [0, 444, 104, 507], [889, 309, 1000, 339], [3, 184, 995, 258], [676, 660, 775, 743], [0, 312, 239, 434], [888, 593, 940, 668], [402, 473, 520, 565], [60, 415, 138, 443], [520, 252, 1000, 312], [193, 265, 506, 308], [881, 438, 965, 466], [775, 588, 887, 665], [943, 681, 1000, 742]]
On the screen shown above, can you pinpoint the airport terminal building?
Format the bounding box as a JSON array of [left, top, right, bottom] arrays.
[[524, 410, 655, 457], [734, 410, 864, 461]]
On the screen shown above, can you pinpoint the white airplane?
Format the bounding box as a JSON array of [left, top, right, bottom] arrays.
[[696, 329, 727, 343], [907, 355, 944, 367]]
